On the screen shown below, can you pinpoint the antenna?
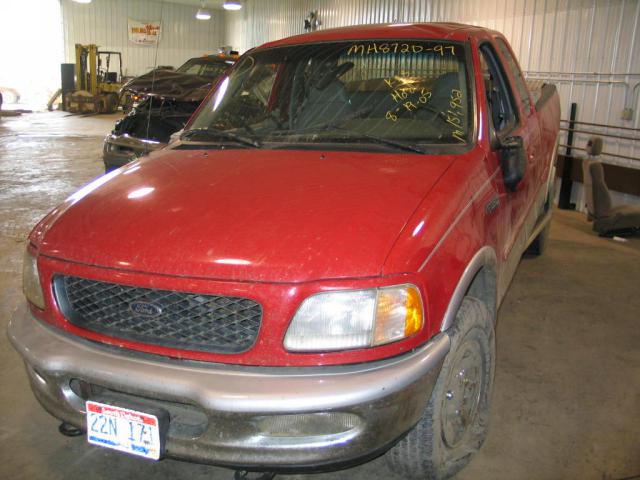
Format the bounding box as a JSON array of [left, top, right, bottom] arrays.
[[144, 3, 164, 148]]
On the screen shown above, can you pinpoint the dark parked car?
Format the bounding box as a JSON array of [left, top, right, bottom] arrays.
[[103, 54, 237, 172]]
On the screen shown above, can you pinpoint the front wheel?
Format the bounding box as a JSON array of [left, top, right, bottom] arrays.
[[385, 297, 495, 479]]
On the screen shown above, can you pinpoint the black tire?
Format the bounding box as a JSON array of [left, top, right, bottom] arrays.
[[526, 185, 553, 257], [385, 297, 495, 480], [99, 93, 119, 114], [525, 220, 550, 256]]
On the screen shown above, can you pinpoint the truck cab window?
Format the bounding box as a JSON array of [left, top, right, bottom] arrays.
[[479, 43, 517, 136], [188, 41, 472, 149], [495, 38, 531, 113]]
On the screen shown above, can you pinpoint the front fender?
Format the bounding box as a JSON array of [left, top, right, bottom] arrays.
[[438, 246, 497, 332]]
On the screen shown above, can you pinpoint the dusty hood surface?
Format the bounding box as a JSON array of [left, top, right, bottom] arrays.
[[36, 148, 454, 282], [122, 70, 214, 102]]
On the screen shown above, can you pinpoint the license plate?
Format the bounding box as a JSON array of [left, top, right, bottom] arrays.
[[86, 400, 162, 460]]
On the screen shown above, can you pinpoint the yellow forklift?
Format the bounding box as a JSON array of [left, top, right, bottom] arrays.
[[64, 44, 124, 114]]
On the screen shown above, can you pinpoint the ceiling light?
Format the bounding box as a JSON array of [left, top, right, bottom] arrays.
[[223, 0, 242, 11], [72, 0, 92, 3], [196, 8, 211, 20], [196, 2, 211, 20]]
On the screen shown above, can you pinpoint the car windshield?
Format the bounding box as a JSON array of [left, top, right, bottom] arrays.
[[186, 40, 472, 151], [176, 59, 230, 78]]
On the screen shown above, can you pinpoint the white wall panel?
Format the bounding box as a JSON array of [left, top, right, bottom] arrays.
[[0, 0, 63, 107], [224, 0, 640, 175], [61, 0, 225, 77]]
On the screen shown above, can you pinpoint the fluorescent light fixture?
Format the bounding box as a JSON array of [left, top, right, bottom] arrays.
[[223, 0, 242, 10], [72, 0, 92, 3], [196, 7, 211, 20]]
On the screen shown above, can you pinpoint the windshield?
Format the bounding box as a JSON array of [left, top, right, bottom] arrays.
[[176, 58, 230, 78], [187, 40, 472, 151]]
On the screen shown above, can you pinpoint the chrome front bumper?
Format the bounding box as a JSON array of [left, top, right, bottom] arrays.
[[8, 305, 449, 470], [102, 134, 164, 171]]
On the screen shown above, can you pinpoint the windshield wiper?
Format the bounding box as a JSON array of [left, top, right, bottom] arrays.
[[181, 126, 262, 148], [323, 125, 425, 154], [285, 123, 425, 154]]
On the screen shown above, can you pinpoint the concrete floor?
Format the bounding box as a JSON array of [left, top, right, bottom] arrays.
[[1, 111, 639, 480]]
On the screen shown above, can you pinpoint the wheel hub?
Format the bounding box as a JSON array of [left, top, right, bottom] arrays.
[[441, 341, 483, 448]]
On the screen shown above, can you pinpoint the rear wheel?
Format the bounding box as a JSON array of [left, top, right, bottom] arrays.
[[100, 93, 119, 114], [385, 297, 495, 479], [525, 221, 550, 256], [526, 182, 554, 257]]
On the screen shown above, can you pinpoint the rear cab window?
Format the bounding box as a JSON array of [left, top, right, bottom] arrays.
[[187, 40, 475, 153]]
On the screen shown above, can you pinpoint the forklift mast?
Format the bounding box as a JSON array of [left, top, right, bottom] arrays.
[[75, 44, 98, 95]]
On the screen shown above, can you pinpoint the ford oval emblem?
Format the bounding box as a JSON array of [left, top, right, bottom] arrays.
[[129, 301, 162, 317]]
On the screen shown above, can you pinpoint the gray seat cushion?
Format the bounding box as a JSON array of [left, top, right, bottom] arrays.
[[589, 161, 640, 234], [594, 204, 640, 234], [295, 63, 354, 129]]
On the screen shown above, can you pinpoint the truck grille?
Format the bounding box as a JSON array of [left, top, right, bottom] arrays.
[[53, 275, 262, 354]]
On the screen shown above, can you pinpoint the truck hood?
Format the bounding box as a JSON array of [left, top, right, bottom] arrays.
[[37, 148, 454, 282], [122, 70, 214, 102]]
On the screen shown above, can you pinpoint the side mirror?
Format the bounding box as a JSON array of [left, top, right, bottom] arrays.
[[499, 136, 526, 192]]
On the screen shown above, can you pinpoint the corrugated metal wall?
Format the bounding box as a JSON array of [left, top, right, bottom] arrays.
[[224, 0, 640, 183], [61, 0, 225, 77]]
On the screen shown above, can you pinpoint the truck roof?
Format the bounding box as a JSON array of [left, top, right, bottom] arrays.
[[261, 22, 499, 49]]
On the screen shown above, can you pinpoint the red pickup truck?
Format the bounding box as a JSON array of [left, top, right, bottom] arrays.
[[10, 23, 559, 479]]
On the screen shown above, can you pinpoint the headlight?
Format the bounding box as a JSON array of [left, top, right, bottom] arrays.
[[284, 284, 423, 352], [23, 249, 45, 309]]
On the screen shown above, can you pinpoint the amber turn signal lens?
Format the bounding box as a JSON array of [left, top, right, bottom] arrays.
[[404, 286, 423, 336], [373, 285, 423, 346]]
